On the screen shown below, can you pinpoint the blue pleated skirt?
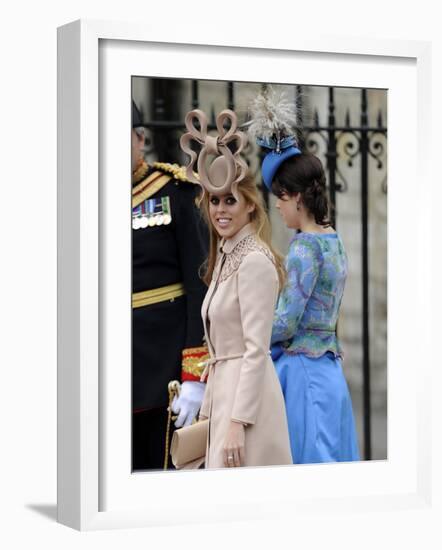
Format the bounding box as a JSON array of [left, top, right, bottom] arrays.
[[274, 351, 360, 464]]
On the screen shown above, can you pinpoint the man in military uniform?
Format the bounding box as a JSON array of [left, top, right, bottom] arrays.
[[132, 100, 209, 470]]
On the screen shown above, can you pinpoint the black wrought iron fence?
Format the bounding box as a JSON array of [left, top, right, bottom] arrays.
[[136, 78, 388, 460]]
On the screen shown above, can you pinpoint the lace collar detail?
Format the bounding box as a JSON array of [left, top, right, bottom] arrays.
[[220, 223, 255, 254], [213, 231, 275, 283]]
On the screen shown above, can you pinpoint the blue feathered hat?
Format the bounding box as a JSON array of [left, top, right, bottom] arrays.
[[246, 88, 302, 190]]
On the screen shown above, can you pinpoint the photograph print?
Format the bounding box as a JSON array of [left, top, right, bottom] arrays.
[[130, 76, 387, 472]]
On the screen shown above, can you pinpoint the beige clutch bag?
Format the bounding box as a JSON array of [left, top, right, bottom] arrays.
[[170, 419, 209, 470]]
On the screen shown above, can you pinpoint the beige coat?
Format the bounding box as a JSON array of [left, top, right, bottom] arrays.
[[200, 224, 292, 468]]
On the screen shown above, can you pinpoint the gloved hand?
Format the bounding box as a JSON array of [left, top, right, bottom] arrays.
[[171, 381, 206, 428]]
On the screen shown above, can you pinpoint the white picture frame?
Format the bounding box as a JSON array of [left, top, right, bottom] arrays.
[[57, 19, 434, 531]]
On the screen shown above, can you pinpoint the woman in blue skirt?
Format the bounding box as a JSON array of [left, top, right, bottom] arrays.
[[248, 89, 360, 464]]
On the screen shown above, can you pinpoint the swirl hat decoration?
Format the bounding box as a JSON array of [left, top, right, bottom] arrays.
[[247, 87, 301, 190], [180, 109, 248, 199]]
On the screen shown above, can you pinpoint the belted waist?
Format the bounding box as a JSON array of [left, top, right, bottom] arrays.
[[199, 352, 244, 381], [202, 353, 244, 366], [132, 282, 185, 308]]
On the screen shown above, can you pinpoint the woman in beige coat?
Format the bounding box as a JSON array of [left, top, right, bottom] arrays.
[[180, 108, 292, 469]]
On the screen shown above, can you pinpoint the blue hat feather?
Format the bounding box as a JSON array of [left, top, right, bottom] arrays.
[[246, 87, 302, 189]]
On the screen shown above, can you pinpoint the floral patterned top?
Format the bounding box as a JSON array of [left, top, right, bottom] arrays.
[[271, 232, 347, 358]]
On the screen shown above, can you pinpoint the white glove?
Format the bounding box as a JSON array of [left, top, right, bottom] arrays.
[[171, 381, 206, 428]]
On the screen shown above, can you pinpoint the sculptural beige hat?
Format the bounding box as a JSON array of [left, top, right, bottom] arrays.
[[180, 108, 248, 199]]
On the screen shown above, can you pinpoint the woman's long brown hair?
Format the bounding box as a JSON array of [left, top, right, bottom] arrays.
[[197, 173, 287, 291]]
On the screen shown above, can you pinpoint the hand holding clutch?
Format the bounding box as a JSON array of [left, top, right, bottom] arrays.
[[170, 418, 209, 469]]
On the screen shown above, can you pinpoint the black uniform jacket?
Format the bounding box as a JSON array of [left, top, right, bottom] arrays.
[[132, 162, 208, 411]]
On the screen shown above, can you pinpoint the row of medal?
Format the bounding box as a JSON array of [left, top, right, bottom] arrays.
[[132, 196, 172, 230]]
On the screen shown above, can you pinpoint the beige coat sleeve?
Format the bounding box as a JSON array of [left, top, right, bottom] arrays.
[[199, 373, 212, 419], [231, 251, 279, 425]]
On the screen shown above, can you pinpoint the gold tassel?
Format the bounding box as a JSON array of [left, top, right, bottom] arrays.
[[164, 380, 181, 470]]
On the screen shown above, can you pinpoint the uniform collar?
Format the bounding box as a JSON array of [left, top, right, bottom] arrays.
[[220, 223, 255, 254]]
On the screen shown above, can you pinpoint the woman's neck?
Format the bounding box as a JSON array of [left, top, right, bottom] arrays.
[[299, 217, 334, 234]]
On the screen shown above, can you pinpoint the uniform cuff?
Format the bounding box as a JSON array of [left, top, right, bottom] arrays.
[[181, 346, 210, 382]]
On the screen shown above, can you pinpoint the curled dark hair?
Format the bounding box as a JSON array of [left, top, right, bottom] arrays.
[[271, 153, 331, 226]]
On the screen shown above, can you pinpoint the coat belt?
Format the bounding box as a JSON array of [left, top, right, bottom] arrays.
[[199, 353, 244, 382], [132, 282, 185, 308]]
